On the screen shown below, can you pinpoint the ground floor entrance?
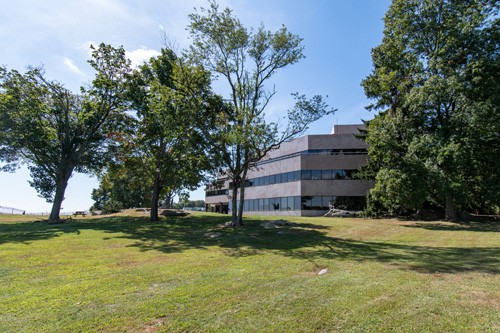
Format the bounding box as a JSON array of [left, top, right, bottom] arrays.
[[206, 202, 229, 214]]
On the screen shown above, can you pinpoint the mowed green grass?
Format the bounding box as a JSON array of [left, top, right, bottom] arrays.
[[0, 212, 498, 332]]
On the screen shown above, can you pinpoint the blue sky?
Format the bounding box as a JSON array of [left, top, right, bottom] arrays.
[[0, 0, 391, 213]]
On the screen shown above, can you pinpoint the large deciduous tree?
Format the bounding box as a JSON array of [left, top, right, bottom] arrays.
[[361, 0, 499, 219], [126, 49, 222, 221], [188, 1, 335, 226], [0, 44, 130, 222]]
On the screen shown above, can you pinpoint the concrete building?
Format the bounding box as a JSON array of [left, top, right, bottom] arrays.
[[205, 124, 374, 216]]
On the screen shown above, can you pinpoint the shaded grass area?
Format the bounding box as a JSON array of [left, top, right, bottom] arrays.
[[0, 212, 499, 332]]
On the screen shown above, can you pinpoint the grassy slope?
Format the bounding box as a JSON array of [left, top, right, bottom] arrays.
[[0, 212, 498, 332]]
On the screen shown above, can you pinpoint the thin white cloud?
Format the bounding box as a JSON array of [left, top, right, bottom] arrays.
[[126, 47, 161, 68], [63, 57, 84, 75], [79, 41, 98, 57]]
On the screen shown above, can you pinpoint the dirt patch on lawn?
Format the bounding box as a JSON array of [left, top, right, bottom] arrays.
[[466, 290, 500, 308], [143, 317, 167, 332]]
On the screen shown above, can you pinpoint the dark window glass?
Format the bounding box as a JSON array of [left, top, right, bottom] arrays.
[[311, 170, 322, 180], [294, 196, 301, 210], [264, 176, 270, 185], [269, 175, 276, 184], [281, 197, 287, 211], [258, 199, 264, 211], [322, 196, 333, 209], [311, 196, 322, 209], [282, 172, 288, 182], [293, 171, 300, 181], [322, 170, 333, 180], [264, 198, 270, 211], [345, 170, 353, 179], [333, 170, 344, 179], [287, 197, 294, 211], [302, 196, 312, 210], [301, 170, 311, 180], [272, 198, 280, 210], [275, 173, 282, 184]]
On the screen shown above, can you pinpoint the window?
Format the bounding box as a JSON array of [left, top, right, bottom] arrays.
[[281, 197, 288, 211], [322, 170, 333, 180], [311, 170, 322, 180], [302, 196, 312, 210], [322, 196, 334, 209], [301, 170, 311, 180], [333, 170, 344, 179], [275, 173, 282, 184], [294, 196, 301, 210], [311, 196, 322, 209], [259, 199, 264, 211], [264, 198, 270, 211], [271, 198, 280, 210]]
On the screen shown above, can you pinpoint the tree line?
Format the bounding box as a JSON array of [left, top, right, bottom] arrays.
[[0, 1, 332, 224], [360, 0, 499, 220], [1, 0, 498, 223]]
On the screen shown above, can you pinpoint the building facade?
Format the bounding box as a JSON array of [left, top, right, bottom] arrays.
[[205, 124, 374, 216]]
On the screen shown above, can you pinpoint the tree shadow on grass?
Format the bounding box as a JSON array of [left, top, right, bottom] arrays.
[[403, 220, 500, 232], [0, 220, 81, 245], [0, 213, 498, 274]]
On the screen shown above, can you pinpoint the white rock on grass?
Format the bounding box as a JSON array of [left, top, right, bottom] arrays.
[[205, 232, 222, 239], [261, 220, 295, 228], [317, 268, 328, 276]]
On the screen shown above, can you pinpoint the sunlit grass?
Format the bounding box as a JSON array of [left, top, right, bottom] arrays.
[[0, 212, 498, 332]]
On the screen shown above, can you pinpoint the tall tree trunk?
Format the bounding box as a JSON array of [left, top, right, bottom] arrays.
[[150, 171, 162, 221], [230, 184, 238, 225], [48, 165, 74, 223], [445, 191, 458, 221], [237, 169, 248, 226]]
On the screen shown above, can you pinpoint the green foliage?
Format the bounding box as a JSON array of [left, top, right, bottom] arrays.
[[188, 1, 335, 225], [362, 0, 500, 219], [119, 48, 222, 221], [173, 198, 205, 209], [90, 157, 152, 213], [0, 44, 131, 222]]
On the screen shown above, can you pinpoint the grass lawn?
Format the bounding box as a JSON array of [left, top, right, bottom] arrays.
[[0, 211, 498, 332]]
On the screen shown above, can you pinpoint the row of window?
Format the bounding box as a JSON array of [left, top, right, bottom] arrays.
[[234, 196, 365, 211], [257, 148, 368, 166], [247, 169, 356, 187], [208, 169, 358, 196], [206, 189, 229, 197]]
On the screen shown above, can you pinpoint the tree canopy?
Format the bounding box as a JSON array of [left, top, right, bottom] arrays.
[[122, 48, 222, 221], [0, 44, 130, 222], [188, 1, 335, 225], [361, 0, 500, 219]]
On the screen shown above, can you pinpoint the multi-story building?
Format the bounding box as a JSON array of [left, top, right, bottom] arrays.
[[205, 124, 373, 216]]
